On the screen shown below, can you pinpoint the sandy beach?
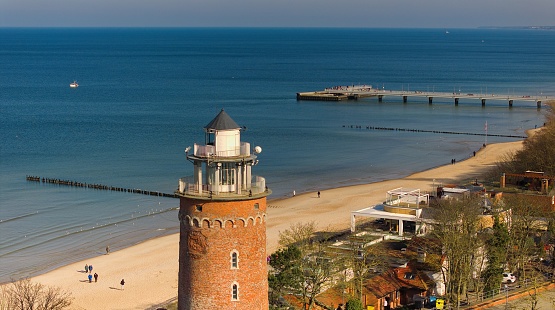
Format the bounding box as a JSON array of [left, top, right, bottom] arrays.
[[19, 139, 524, 310]]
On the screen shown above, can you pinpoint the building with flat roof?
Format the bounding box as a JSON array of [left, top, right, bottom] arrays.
[[351, 188, 431, 237]]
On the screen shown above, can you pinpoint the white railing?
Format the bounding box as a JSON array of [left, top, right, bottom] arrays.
[[177, 175, 267, 198], [193, 142, 251, 158]]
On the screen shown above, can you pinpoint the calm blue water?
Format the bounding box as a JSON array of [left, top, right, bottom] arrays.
[[1, 28, 553, 283]]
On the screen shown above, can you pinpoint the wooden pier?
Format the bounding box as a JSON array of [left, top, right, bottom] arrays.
[[26, 176, 179, 198], [297, 85, 553, 108]]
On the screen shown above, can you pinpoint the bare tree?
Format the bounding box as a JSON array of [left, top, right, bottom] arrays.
[[344, 236, 388, 302], [278, 221, 316, 249], [430, 197, 484, 309], [276, 221, 337, 310], [503, 195, 546, 279], [0, 278, 72, 310]]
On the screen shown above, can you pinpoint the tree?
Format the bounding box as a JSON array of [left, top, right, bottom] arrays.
[[345, 236, 388, 302], [482, 215, 509, 292], [268, 246, 302, 306], [345, 297, 363, 310], [0, 278, 73, 310], [278, 221, 316, 249], [503, 194, 545, 278], [274, 222, 338, 310], [495, 101, 555, 177], [430, 197, 483, 310]]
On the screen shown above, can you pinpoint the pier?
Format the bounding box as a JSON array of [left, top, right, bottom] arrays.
[[26, 176, 179, 198], [297, 85, 553, 108]]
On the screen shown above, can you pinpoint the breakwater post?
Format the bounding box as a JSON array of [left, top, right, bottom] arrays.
[[342, 125, 527, 139], [25, 176, 178, 198]]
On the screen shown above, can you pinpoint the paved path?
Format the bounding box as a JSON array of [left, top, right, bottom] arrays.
[[484, 286, 555, 310]]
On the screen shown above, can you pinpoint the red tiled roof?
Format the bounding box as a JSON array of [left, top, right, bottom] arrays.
[[363, 263, 433, 298]]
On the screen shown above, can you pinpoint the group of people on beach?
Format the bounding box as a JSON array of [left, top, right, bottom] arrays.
[[83, 246, 125, 290], [85, 264, 98, 283]]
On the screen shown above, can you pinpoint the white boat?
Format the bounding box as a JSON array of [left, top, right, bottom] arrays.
[[70, 81, 79, 88]]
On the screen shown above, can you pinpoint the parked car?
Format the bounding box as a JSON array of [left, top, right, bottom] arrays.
[[502, 272, 516, 283]]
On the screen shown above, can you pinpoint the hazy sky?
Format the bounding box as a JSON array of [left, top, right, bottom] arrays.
[[1, 0, 554, 28]]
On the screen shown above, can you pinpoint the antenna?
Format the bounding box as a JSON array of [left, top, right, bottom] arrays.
[[184, 146, 191, 154]]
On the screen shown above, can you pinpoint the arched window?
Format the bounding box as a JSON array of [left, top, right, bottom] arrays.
[[232, 283, 239, 301], [230, 251, 239, 269]]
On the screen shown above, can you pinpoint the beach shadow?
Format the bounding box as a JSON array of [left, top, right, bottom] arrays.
[[78, 270, 88, 273], [109, 287, 122, 290], [79, 280, 91, 283]]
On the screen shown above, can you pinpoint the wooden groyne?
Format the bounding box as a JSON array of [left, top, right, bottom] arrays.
[[344, 125, 527, 139], [26, 176, 178, 198]]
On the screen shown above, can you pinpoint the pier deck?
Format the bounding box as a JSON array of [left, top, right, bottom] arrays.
[[297, 85, 554, 108]]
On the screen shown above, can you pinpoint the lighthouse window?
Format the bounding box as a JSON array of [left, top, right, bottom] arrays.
[[221, 169, 234, 185], [232, 283, 239, 301], [220, 163, 235, 185], [195, 205, 202, 212], [231, 251, 239, 269], [254, 203, 259, 210]]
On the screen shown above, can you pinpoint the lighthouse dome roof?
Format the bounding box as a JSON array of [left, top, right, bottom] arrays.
[[204, 109, 241, 131]]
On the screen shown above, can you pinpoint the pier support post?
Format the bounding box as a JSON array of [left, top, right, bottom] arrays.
[[481, 99, 486, 106], [403, 96, 407, 103], [454, 98, 459, 106], [428, 97, 433, 104], [378, 95, 383, 102], [537, 101, 542, 108], [501, 173, 506, 188], [508, 100, 513, 108]]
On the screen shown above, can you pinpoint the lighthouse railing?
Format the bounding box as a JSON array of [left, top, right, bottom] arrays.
[[178, 176, 267, 198], [193, 142, 251, 158]]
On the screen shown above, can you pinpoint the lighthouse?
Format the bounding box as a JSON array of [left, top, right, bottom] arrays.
[[176, 109, 270, 309]]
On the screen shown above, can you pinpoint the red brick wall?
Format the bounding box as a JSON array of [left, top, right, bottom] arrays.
[[178, 197, 268, 310]]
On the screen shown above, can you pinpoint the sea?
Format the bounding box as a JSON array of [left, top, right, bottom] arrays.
[[1, 28, 554, 283]]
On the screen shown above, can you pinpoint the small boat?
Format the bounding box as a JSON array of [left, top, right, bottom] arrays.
[[70, 81, 79, 88]]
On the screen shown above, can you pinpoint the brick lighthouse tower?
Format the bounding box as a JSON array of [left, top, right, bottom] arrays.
[[176, 109, 270, 309]]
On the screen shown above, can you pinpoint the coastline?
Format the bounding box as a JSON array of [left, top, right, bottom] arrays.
[[10, 138, 525, 310]]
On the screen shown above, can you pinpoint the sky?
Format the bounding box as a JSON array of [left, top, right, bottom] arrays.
[[1, 0, 554, 28]]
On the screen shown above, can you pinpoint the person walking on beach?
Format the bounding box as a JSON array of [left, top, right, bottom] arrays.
[[317, 191, 320, 198], [88, 274, 92, 283], [293, 190, 296, 197], [120, 279, 125, 290], [88, 264, 93, 273], [85, 264, 88, 273], [94, 273, 98, 282], [106, 245, 110, 254]]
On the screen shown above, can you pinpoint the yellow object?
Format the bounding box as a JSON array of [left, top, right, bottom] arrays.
[[436, 299, 445, 309], [366, 306, 374, 310]]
